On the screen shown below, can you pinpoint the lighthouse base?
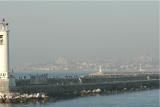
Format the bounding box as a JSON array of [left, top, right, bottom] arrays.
[[0, 79, 18, 103], [0, 78, 16, 93], [0, 79, 10, 92]]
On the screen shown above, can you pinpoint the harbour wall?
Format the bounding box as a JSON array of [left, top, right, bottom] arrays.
[[14, 72, 159, 97], [15, 79, 159, 97]]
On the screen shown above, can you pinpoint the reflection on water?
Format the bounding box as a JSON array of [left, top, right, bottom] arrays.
[[0, 89, 159, 107]]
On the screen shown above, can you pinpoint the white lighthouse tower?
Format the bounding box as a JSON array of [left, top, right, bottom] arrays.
[[0, 19, 16, 93]]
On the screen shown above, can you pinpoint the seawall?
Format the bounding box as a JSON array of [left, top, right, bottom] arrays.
[[14, 72, 159, 97]]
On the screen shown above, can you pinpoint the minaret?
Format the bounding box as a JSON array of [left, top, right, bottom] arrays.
[[99, 65, 102, 73], [0, 19, 16, 93]]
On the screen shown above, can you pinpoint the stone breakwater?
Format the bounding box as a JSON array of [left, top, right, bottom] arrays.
[[0, 93, 48, 103]]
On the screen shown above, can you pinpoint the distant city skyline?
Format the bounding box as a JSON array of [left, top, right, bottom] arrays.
[[0, 1, 158, 66]]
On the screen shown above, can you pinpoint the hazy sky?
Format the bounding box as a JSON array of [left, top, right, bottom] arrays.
[[0, 1, 158, 65]]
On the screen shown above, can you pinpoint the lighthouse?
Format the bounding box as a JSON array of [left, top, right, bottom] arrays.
[[0, 19, 16, 93]]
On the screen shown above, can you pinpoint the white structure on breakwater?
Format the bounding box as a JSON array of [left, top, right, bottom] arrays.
[[0, 19, 16, 93], [89, 65, 105, 76]]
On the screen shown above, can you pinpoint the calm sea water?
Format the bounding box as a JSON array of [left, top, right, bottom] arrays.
[[0, 89, 159, 107]]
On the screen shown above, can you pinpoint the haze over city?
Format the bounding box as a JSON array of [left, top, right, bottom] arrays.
[[0, 1, 158, 68], [0, 1, 159, 106]]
